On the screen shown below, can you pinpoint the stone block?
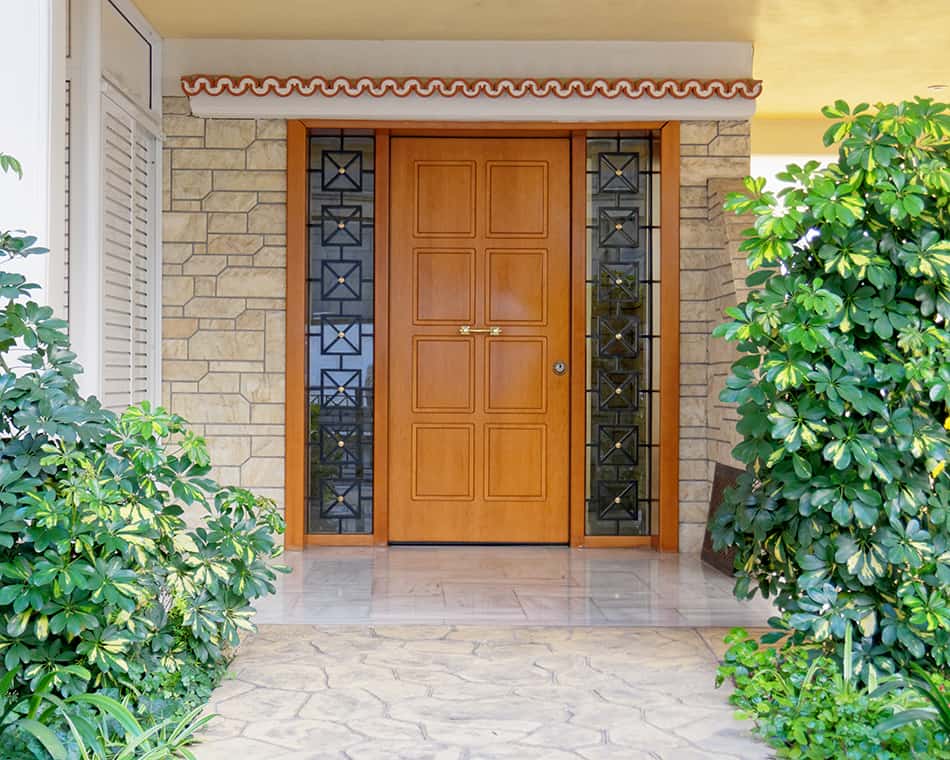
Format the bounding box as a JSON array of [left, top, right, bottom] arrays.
[[256, 120, 286, 139], [209, 213, 248, 233], [163, 212, 207, 243], [182, 255, 228, 276], [680, 121, 717, 145], [162, 149, 171, 210], [709, 135, 751, 157], [258, 192, 286, 204], [173, 149, 246, 170], [162, 339, 188, 360], [217, 267, 284, 298], [680, 143, 708, 157], [183, 297, 247, 319], [202, 191, 258, 213], [681, 334, 707, 364], [253, 247, 285, 268], [681, 219, 723, 249], [165, 115, 205, 137], [212, 171, 285, 192], [163, 318, 198, 339], [208, 361, 264, 373], [252, 436, 283, 457], [163, 96, 189, 115], [718, 120, 752, 136], [205, 119, 257, 149], [265, 311, 286, 372], [199, 319, 235, 330], [172, 170, 212, 200], [235, 311, 266, 330], [163, 360, 208, 382], [246, 140, 286, 170], [679, 479, 711, 504], [208, 234, 264, 255], [679, 523, 706, 553], [680, 398, 707, 427], [251, 404, 284, 424], [173, 393, 250, 424], [189, 330, 265, 361], [680, 271, 708, 301], [248, 204, 285, 234], [163, 276, 195, 306], [241, 457, 285, 488], [165, 137, 204, 149], [240, 373, 285, 403], [171, 200, 202, 212], [163, 243, 193, 264], [199, 373, 241, 393], [206, 436, 251, 466], [193, 277, 216, 296], [680, 156, 750, 187]]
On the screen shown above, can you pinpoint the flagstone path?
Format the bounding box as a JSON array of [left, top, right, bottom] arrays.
[[193, 625, 771, 760]]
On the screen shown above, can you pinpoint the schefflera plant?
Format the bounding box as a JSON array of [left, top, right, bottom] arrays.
[[0, 211, 286, 704], [712, 98, 950, 669]]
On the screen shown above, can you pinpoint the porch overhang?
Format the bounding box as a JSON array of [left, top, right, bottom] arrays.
[[181, 74, 761, 121]]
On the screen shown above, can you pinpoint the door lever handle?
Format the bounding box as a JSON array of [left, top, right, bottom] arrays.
[[458, 325, 502, 336]]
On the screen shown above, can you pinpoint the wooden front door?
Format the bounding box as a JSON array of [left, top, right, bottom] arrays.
[[389, 137, 571, 542]]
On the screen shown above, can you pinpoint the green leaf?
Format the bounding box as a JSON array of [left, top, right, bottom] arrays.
[[15, 719, 67, 760]]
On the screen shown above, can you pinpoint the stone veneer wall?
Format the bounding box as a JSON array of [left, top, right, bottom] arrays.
[[677, 121, 752, 551], [160, 104, 752, 549], [161, 96, 287, 512]]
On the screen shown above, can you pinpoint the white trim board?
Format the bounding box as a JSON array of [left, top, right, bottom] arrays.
[[186, 90, 756, 121]]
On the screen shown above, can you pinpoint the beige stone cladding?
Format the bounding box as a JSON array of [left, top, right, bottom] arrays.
[[678, 121, 755, 551], [162, 97, 286, 516], [160, 107, 754, 550]]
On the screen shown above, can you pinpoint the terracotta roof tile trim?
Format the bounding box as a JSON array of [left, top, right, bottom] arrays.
[[180, 75, 763, 100]]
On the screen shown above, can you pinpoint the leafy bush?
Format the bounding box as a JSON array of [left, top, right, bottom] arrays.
[[718, 628, 950, 758], [0, 158, 286, 755], [711, 98, 950, 668]]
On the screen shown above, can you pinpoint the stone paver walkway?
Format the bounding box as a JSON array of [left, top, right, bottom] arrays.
[[194, 625, 770, 759]]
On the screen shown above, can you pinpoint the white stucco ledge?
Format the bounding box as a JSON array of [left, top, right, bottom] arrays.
[[182, 75, 760, 121], [167, 40, 758, 121]]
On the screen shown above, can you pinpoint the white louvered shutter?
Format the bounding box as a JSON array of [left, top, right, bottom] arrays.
[[100, 94, 157, 410]]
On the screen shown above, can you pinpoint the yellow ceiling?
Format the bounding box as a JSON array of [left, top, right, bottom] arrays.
[[134, 0, 949, 118]]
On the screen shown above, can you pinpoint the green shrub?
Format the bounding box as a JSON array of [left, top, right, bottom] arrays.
[[711, 98, 950, 668], [718, 629, 949, 758], [0, 158, 286, 753]]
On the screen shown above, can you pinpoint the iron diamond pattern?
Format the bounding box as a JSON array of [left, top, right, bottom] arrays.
[[307, 131, 375, 534], [585, 135, 657, 536]]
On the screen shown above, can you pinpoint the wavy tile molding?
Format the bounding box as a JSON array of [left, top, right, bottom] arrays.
[[181, 75, 762, 101]]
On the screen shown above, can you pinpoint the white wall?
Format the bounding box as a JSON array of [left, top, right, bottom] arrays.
[[0, 0, 65, 315]]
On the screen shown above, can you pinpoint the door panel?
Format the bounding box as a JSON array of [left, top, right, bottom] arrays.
[[390, 137, 570, 543]]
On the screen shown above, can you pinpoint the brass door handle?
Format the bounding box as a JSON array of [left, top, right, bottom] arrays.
[[458, 325, 502, 336]]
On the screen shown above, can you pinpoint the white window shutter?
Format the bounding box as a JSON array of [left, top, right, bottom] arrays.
[[100, 93, 157, 411]]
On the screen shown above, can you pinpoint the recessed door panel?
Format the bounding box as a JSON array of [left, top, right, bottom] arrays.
[[485, 425, 546, 500], [414, 161, 476, 237], [414, 249, 475, 323], [486, 338, 546, 413], [487, 249, 547, 324], [413, 337, 474, 412], [412, 424, 474, 500], [390, 137, 570, 543], [487, 161, 548, 237]]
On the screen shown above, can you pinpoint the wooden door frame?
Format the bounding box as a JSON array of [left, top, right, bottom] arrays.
[[285, 120, 680, 550]]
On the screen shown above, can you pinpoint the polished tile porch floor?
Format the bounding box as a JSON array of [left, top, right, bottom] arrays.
[[254, 546, 774, 627]]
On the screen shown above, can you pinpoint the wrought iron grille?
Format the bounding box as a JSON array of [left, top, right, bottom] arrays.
[[585, 133, 660, 536], [306, 131, 375, 534]]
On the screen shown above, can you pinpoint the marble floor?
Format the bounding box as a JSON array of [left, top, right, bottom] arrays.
[[194, 624, 772, 760], [254, 546, 775, 627]]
